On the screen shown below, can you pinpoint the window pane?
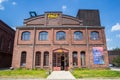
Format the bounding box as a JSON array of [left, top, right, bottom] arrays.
[[44, 52, 49, 66], [81, 52, 86, 67], [0, 37, 4, 50], [73, 52, 78, 66], [22, 32, 30, 41], [39, 32, 48, 40], [56, 31, 66, 40], [74, 31, 83, 40], [90, 31, 99, 40], [20, 52, 27, 67], [35, 52, 41, 66], [8, 41, 11, 51], [0, 37, 1, 48], [53, 53, 56, 67]]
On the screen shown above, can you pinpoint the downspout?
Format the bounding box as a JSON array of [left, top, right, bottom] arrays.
[[32, 26, 36, 69]]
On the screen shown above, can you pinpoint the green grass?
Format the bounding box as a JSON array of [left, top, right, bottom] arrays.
[[0, 68, 48, 78], [71, 68, 120, 78]]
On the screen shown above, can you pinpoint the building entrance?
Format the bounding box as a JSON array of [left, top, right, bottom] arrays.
[[53, 48, 69, 71], [61, 54, 65, 70]]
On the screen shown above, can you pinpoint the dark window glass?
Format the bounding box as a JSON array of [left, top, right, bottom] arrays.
[[81, 51, 86, 67], [0, 37, 4, 50], [0, 37, 2, 50], [39, 31, 48, 40], [35, 52, 41, 66], [20, 51, 27, 67], [90, 31, 99, 40], [73, 52, 78, 66], [21, 32, 30, 41], [56, 31, 66, 40], [44, 52, 49, 66], [74, 31, 83, 40], [8, 40, 11, 51]]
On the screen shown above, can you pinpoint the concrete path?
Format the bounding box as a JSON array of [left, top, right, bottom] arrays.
[[47, 71, 76, 79], [110, 67, 120, 71], [1, 78, 120, 80], [78, 78, 120, 80]]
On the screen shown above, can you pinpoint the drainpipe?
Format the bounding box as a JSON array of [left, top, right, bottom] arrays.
[[86, 26, 90, 68], [32, 26, 36, 69]]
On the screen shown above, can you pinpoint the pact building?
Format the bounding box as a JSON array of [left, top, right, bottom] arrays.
[[12, 9, 109, 70]]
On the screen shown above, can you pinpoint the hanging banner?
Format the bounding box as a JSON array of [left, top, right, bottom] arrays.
[[92, 47, 104, 64]]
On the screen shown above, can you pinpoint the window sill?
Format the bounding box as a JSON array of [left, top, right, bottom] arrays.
[[43, 66, 49, 67], [90, 39, 100, 41], [35, 66, 41, 68], [39, 40, 48, 41]]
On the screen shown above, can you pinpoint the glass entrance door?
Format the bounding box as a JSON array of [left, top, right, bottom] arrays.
[[61, 54, 64, 70], [53, 53, 69, 70]]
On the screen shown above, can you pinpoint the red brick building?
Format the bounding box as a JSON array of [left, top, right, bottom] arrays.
[[12, 9, 109, 70], [0, 20, 15, 68], [108, 50, 120, 64]]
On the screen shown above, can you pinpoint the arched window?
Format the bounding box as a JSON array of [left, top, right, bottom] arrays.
[[56, 31, 66, 40], [44, 51, 49, 66], [90, 31, 99, 40], [72, 51, 78, 66], [35, 51, 41, 66], [39, 31, 48, 40], [74, 31, 83, 40], [21, 31, 30, 41], [20, 51, 27, 67], [81, 51, 86, 67]]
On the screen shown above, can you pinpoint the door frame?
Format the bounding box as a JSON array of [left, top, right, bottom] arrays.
[[52, 48, 69, 71]]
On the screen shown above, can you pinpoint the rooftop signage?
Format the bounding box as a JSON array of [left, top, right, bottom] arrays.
[[47, 13, 59, 19]]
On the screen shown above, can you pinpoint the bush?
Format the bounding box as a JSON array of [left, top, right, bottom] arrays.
[[112, 56, 120, 67]]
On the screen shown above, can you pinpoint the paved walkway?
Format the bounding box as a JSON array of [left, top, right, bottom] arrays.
[[1, 78, 120, 80], [110, 67, 120, 71], [47, 71, 76, 79]]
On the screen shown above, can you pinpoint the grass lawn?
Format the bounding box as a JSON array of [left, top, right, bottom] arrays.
[[0, 69, 48, 78], [71, 68, 120, 78]]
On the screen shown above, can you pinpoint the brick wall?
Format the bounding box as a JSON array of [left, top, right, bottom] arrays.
[[12, 27, 108, 69]]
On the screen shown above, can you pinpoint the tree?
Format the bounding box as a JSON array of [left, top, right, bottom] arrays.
[[112, 56, 120, 67], [112, 47, 120, 51]]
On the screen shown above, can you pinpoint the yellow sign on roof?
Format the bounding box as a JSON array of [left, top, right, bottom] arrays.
[[47, 14, 59, 19]]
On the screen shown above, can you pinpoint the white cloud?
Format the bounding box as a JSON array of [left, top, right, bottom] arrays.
[[62, 5, 67, 11], [12, 2, 16, 5], [106, 38, 112, 42], [0, 0, 6, 3], [0, 0, 8, 10], [0, 4, 4, 10], [107, 46, 113, 50], [111, 23, 120, 32], [116, 34, 120, 38]]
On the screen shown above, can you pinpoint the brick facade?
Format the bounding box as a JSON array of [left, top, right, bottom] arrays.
[[12, 10, 109, 70], [0, 20, 15, 68]]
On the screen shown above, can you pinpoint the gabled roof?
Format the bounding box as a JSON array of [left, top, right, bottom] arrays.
[[24, 12, 83, 26]]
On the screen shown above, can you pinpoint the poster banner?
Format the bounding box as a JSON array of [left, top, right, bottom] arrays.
[[92, 47, 104, 64]]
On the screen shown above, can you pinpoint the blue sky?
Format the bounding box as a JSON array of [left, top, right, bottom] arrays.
[[0, 0, 120, 50]]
